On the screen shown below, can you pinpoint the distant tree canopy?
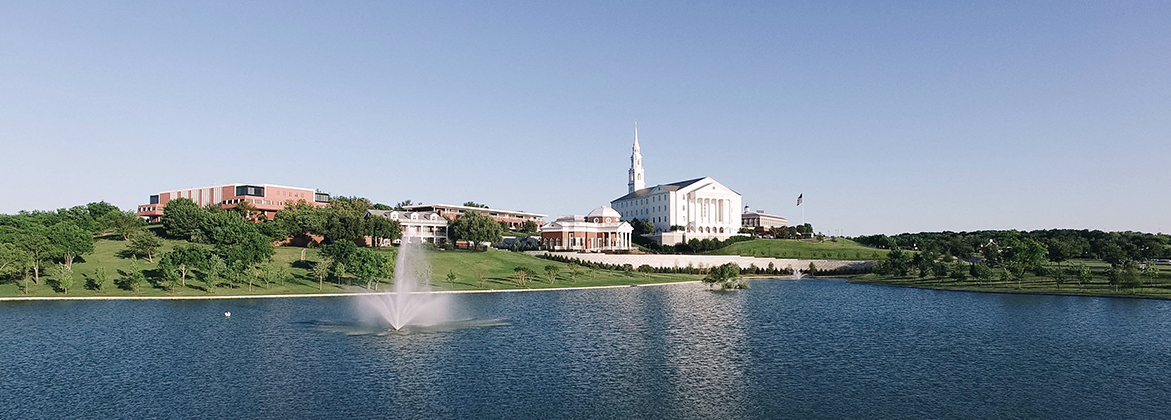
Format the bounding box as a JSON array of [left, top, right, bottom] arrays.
[[769, 223, 814, 239], [856, 230, 1168, 264], [462, 202, 489, 209], [393, 200, 413, 210], [270, 196, 394, 245], [451, 211, 503, 251], [629, 218, 654, 236], [861, 230, 1170, 276]]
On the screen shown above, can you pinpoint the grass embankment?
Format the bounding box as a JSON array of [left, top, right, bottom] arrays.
[[707, 238, 889, 260], [851, 262, 1171, 299], [0, 238, 699, 298]]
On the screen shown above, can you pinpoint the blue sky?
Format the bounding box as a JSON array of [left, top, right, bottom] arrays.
[[2, 1, 1168, 235]]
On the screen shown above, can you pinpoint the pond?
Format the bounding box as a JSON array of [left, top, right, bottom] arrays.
[[3, 279, 1170, 419]]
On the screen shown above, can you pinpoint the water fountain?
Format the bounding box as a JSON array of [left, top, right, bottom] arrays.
[[358, 243, 450, 331], [789, 265, 808, 280]]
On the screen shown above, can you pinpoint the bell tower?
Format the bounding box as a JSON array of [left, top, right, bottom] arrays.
[[628, 123, 645, 193]]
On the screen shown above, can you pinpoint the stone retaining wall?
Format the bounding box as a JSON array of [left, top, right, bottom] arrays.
[[526, 251, 874, 272]]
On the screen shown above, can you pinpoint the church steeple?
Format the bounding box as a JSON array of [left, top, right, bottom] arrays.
[[628, 123, 645, 193]]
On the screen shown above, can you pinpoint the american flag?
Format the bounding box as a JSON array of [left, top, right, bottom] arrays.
[[796, 194, 803, 206]]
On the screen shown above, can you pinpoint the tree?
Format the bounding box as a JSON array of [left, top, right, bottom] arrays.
[[393, 200, 414, 210], [212, 222, 275, 271], [274, 200, 327, 240], [1143, 262, 1161, 283], [230, 201, 263, 222], [629, 218, 654, 236], [875, 248, 911, 277], [949, 261, 968, 282], [350, 248, 390, 290], [1052, 264, 1067, 288], [56, 205, 100, 234], [522, 220, 539, 234], [367, 216, 403, 249], [313, 257, 332, 290], [333, 262, 348, 286], [15, 230, 54, 284], [161, 198, 206, 240], [49, 221, 94, 269], [328, 196, 375, 215], [323, 211, 366, 244], [89, 266, 110, 291], [568, 263, 580, 284], [322, 241, 359, 268], [452, 211, 503, 251], [53, 263, 74, 295], [160, 245, 207, 288], [462, 202, 488, 208], [1076, 263, 1093, 286], [258, 264, 290, 289], [158, 258, 180, 292], [0, 243, 31, 281], [128, 230, 164, 263], [703, 262, 747, 290], [513, 266, 533, 286], [544, 265, 559, 285], [971, 262, 994, 285], [101, 210, 147, 241], [120, 259, 146, 293], [446, 270, 457, 288], [205, 254, 227, 292], [85, 201, 121, 223]]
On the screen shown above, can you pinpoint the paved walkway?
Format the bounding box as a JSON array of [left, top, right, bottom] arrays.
[[527, 251, 874, 272]]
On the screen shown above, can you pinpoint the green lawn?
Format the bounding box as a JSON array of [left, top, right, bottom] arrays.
[[0, 238, 698, 298], [707, 238, 889, 260]]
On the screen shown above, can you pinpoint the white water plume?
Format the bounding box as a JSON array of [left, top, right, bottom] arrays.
[[357, 243, 450, 330]]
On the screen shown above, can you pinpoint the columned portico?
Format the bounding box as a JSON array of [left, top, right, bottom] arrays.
[[610, 128, 743, 244]]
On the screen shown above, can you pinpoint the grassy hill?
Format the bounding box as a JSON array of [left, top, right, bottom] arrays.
[[706, 238, 889, 260], [0, 238, 697, 298]]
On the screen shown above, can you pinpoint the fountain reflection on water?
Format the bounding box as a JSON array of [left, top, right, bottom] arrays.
[[358, 243, 450, 330]]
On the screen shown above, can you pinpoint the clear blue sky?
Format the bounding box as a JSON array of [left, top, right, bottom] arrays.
[[2, 1, 1168, 235]]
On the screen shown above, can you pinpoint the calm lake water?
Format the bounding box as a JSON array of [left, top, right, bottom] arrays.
[[3, 279, 1171, 419]]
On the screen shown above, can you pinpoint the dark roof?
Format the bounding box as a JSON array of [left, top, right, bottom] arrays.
[[610, 177, 707, 202]]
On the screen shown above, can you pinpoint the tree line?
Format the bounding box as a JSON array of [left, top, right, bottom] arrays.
[[863, 229, 1169, 290], [0, 201, 136, 293], [627, 217, 757, 254]]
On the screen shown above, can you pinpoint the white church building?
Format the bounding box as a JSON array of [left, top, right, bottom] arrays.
[[610, 126, 743, 245]]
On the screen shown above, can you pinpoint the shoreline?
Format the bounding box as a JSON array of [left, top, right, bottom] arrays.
[[0, 280, 705, 302], [849, 279, 1171, 301]]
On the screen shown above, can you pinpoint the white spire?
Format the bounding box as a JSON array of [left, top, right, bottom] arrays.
[[628, 122, 645, 193], [634, 122, 640, 150]]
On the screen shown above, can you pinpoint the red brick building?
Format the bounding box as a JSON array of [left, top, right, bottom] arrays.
[[402, 203, 546, 230], [137, 183, 330, 222], [541, 207, 634, 252]]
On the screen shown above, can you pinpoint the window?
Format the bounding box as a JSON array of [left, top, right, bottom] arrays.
[[235, 185, 265, 197]]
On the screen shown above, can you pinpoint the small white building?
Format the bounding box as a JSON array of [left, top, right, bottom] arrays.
[[364, 210, 449, 245], [541, 207, 634, 252], [610, 126, 743, 244]]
